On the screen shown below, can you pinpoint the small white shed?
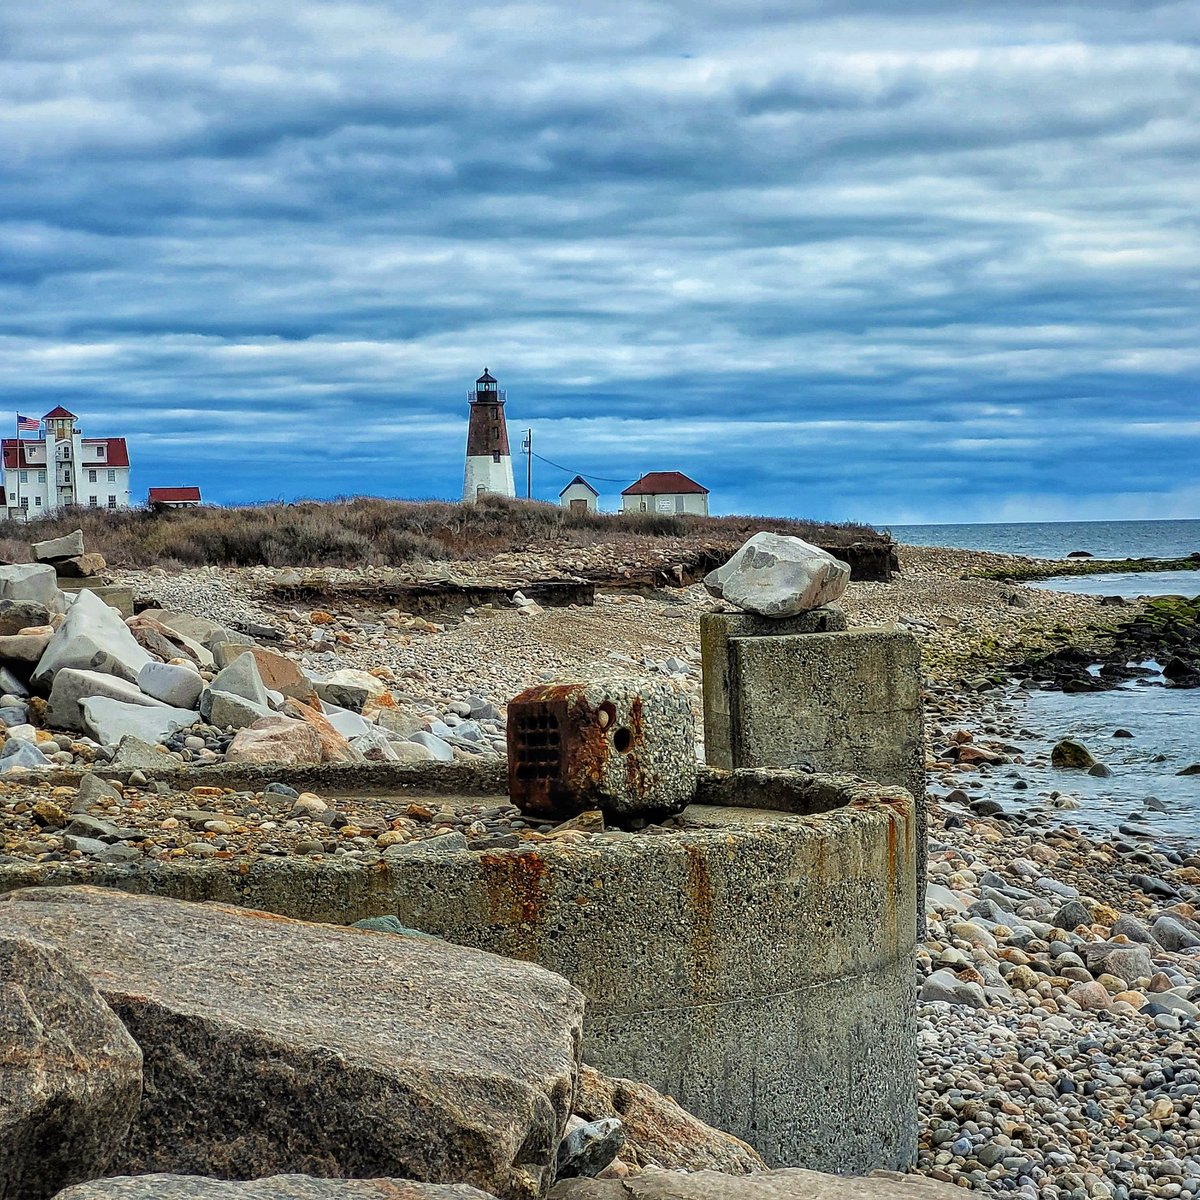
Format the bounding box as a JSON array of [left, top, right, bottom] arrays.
[[621, 471, 709, 516], [559, 475, 599, 514]]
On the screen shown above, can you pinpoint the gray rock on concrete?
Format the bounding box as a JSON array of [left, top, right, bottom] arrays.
[[109, 735, 169, 769], [0, 932, 142, 1200], [555, 1117, 626, 1180], [0, 887, 584, 1200], [210, 652, 270, 708], [80, 697, 197, 746], [48, 667, 173, 732], [32, 528, 85, 562], [32, 589, 153, 690], [550, 1167, 964, 1200], [51, 1178, 500, 1199], [138, 661, 204, 710], [571, 1064, 764, 1175], [0, 562, 59, 608], [703, 533, 850, 618]]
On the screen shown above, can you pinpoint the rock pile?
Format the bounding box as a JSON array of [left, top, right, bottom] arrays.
[[0, 562, 511, 774], [32, 528, 107, 580]]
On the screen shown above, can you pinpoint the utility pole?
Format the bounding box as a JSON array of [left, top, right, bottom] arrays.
[[522, 429, 532, 498]]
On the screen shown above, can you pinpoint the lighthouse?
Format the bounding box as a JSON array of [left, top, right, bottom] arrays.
[[462, 368, 516, 503]]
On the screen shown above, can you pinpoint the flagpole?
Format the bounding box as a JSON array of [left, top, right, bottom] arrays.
[[13, 414, 21, 522]]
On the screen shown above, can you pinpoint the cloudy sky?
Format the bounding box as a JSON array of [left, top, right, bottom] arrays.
[[2, 1, 1198, 524]]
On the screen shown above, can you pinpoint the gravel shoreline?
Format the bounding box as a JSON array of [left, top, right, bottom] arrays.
[[10, 543, 1200, 1198]]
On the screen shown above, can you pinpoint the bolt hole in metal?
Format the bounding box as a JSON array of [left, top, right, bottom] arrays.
[[597, 702, 616, 730], [613, 727, 633, 754]]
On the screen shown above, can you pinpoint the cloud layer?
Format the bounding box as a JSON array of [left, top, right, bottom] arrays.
[[2, 1, 1198, 523]]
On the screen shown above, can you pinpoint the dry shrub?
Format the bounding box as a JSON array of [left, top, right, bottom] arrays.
[[0, 498, 882, 569]]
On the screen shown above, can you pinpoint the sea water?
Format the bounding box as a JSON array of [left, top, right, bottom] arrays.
[[892, 520, 1200, 840]]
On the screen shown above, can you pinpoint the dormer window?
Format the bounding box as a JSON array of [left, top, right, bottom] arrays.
[[94, 446, 105, 460]]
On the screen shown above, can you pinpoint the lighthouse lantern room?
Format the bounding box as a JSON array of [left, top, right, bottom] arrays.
[[462, 368, 516, 503]]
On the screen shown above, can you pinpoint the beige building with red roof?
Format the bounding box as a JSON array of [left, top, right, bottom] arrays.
[[2, 407, 131, 520], [621, 471, 709, 516]]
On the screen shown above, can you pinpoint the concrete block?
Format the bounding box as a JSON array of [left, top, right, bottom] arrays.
[[32, 529, 85, 562], [701, 608, 848, 771], [54, 582, 135, 618]]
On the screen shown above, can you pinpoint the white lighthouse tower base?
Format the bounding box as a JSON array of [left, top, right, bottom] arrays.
[[463, 454, 516, 503]]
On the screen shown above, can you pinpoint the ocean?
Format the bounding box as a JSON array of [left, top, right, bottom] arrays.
[[888, 518, 1200, 561], [891, 519, 1200, 842]]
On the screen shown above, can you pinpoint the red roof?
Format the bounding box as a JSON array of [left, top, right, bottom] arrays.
[[2, 440, 43, 469], [148, 487, 201, 503], [621, 471, 708, 496], [84, 438, 129, 467], [1, 437, 128, 469], [42, 405, 78, 420]]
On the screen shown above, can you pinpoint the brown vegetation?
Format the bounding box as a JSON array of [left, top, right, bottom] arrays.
[[0, 495, 884, 570]]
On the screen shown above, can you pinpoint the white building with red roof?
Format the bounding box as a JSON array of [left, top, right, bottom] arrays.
[[2, 407, 131, 520], [620, 471, 709, 516], [148, 486, 202, 509]]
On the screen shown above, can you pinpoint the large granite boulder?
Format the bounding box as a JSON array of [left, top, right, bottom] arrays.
[[551, 1167, 964, 1200], [0, 932, 143, 1200], [0, 598, 53, 636], [0, 563, 59, 608], [225, 717, 324, 765], [138, 661, 205, 710], [209, 652, 270, 708], [32, 589, 153, 690], [52, 1178, 498, 1199], [571, 1065, 764, 1174], [703, 534, 850, 618], [0, 887, 585, 1200]]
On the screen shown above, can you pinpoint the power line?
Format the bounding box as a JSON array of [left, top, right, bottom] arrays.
[[530, 450, 634, 484]]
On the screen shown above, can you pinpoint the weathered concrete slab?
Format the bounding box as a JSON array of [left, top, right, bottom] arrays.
[[54, 583, 135, 618], [0, 887, 583, 1200], [52, 1176, 500, 1199], [0, 932, 142, 1200]]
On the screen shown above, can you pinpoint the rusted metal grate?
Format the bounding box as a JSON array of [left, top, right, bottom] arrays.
[[510, 705, 563, 783]]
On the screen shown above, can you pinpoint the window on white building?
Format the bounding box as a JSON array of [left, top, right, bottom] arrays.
[[20, 497, 28, 510], [88, 496, 97, 507], [107, 495, 117, 509], [19, 470, 27, 483], [88, 469, 97, 482], [107, 469, 115, 482], [95, 447, 105, 458], [37, 470, 45, 483], [34, 497, 41, 507]]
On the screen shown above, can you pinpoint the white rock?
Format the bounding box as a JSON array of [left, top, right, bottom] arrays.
[[349, 728, 400, 762], [3, 723, 40, 742], [323, 705, 373, 740], [47, 668, 172, 733], [703, 533, 850, 618], [390, 741, 438, 763], [0, 563, 59, 608], [79, 698, 197, 746], [408, 731, 455, 762], [137, 662, 205, 710], [32, 589, 153, 690]]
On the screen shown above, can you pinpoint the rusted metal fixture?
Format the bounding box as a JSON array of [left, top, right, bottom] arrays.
[[507, 678, 696, 823]]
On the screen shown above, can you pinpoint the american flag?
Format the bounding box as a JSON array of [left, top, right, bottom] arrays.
[[16, 415, 38, 433]]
